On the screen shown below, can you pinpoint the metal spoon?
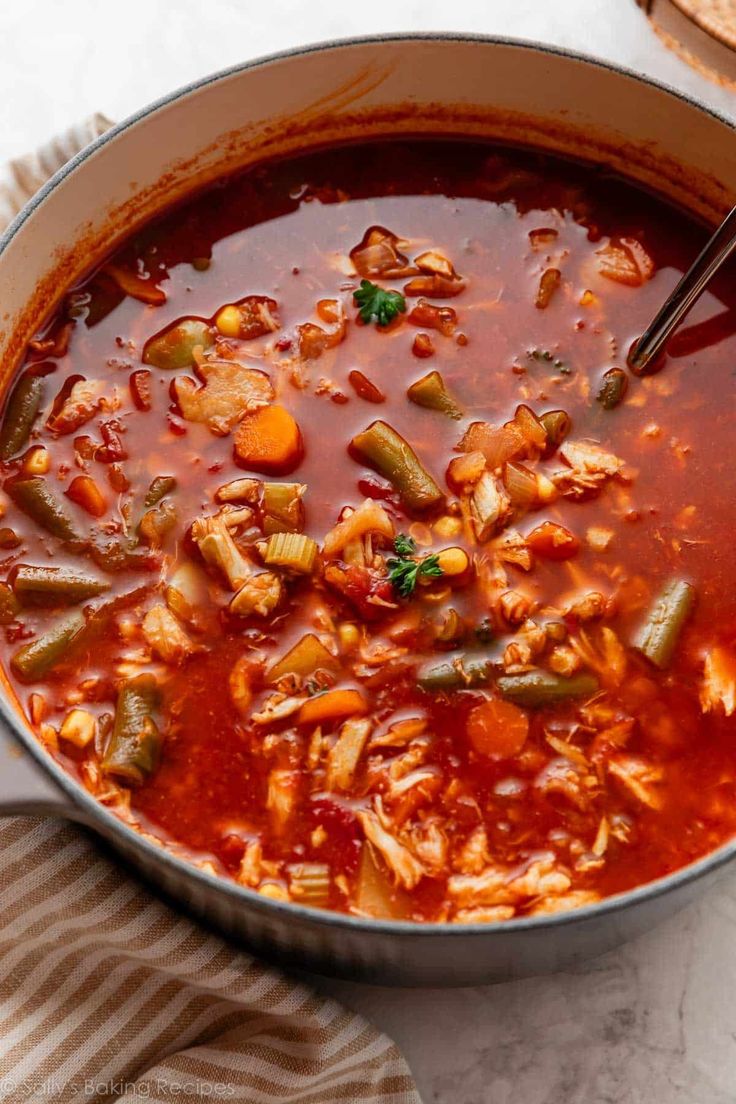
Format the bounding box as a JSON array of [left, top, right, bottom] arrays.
[[628, 205, 736, 374]]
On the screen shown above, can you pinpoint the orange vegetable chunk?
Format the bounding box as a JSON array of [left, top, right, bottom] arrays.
[[66, 475, 107, 518], [234, 404, 304, 475], [297, 688, 367, 727], [466, 698, 529, 759], [526, 521, 580, 561]]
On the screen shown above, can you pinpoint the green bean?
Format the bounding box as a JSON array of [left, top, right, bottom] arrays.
[[101, 674, 161, 784], [417, 652, 494, 692], [597, 368, 628, 410], [407, 371, 462, 419], [7, 477, 82, 543], [89, 536, 154, 573], [497, 670, 598, 707], [0, 582, 19, 624], [539, 409, 572, 456], [351, 420, 443, 512], [0, 373, 45, 460], [633, 578, 695, 669], [11, 610, 86, 681], [144, 475, 177, 507], [138, 501, 177, 547], [11, 565, 110, 605], [142, 317, 213, 370]]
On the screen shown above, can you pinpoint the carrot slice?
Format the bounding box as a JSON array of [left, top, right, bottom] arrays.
[[297, 688, 367, 727], [234, 404, 303, 475], [466, 698, 529, 758], [66, 475, 107, 518]]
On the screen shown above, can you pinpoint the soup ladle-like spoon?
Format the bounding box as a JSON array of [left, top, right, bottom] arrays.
[[628, 205, 736, 374]]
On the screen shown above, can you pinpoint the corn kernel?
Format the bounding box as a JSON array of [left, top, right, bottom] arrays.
[[338, 622, 359, 653], [437, 546, 470, 576], [39, 723, 58, 751], [215, 304, 242, 337], [258, 882, 290, 901], [586, 526, 614, 552], [535, 473, 558, 503], [29, 693, 47, 726], [433, 514, 462, 539], [548, 645, 581, 677], [60, 708, 97, 748], [24, 447, 51, 475]]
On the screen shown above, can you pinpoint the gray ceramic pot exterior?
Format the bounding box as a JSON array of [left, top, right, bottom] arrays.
[[83, 813, 721, 986], [0, 35, 735, 986]]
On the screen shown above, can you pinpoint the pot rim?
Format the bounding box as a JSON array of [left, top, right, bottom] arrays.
[[3, 31, 735, 938]]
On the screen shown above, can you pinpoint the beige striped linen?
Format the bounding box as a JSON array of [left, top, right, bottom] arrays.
[[0, 123, 421, 1104]]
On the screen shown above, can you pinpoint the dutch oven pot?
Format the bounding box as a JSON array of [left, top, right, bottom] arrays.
[[1, 35, 735, 987]]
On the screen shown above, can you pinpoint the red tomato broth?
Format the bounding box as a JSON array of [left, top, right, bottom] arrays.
[[3, 138, 736, 921]]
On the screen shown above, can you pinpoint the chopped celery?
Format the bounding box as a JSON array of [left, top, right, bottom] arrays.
[[263, 532, 317, 573], [326, 716, 372, 790], [262, 482, 305, 535], [286, 862, 331, 907], [266, 632, 340, 684]]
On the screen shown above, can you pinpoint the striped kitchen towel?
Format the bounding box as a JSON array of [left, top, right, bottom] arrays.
[[0, 817, 418, 1102], [0, 121, 420, 1104]]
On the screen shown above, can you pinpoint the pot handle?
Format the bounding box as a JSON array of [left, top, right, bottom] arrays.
[[0, 113, 113, 225], [0, 716, 82, 819]]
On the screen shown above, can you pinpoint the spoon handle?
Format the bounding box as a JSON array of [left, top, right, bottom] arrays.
[[629, 205, 736, 374]]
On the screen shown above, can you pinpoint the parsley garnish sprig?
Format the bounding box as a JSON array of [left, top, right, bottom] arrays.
[[387, 533, 443, 598], [353, 279, 406, 327]]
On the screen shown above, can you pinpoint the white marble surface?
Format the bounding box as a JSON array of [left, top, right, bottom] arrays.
[[4, 2, 736, 1101]]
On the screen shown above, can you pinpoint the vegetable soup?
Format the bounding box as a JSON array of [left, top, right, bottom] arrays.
[[3, 138, 736, 922]]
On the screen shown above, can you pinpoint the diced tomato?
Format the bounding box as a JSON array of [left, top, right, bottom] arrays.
[[526, 521, 580, 560], [129, 368, 152, 411]]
